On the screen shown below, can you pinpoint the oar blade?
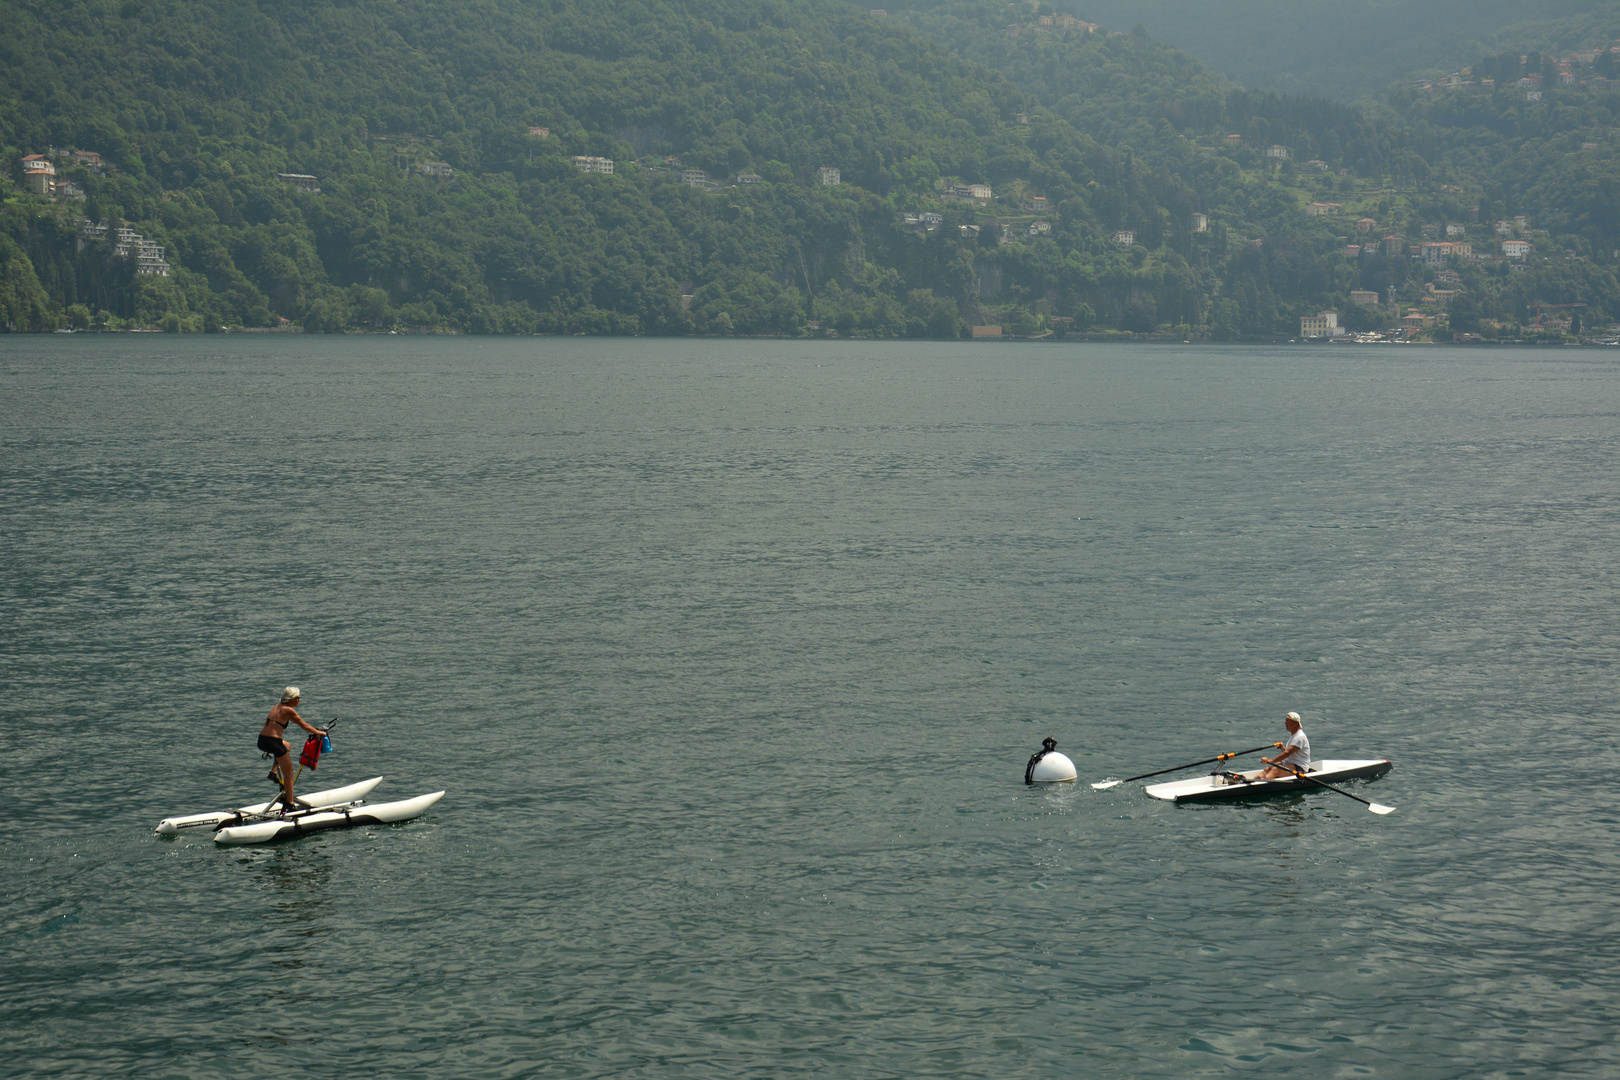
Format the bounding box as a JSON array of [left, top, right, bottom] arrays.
[[1368, 802, 1396, 815], [1091, 779, 1123, 790]]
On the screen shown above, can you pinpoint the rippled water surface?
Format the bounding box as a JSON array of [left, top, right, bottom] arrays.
[[3, 337, 1617, 1078]]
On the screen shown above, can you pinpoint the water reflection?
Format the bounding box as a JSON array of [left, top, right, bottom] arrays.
[[238, 846, 336, 955], [1261, 796, 1314, 825]]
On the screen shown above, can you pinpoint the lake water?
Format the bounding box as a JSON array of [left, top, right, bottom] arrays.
[[3, 337, 1617, 1078]]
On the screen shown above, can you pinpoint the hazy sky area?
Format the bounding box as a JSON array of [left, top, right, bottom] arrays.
[[1069, 0, 1614, 97]]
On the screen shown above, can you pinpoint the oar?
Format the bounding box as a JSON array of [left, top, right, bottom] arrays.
[[1278, 764, 1396, 815], [1091, 743, 1282, 790]]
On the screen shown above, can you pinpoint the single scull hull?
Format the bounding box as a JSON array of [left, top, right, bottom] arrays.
[[1145, 759, 1393, 804]]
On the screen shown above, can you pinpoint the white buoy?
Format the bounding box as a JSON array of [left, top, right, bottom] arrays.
[[1030, 752, 1077, 783], [1024, 737, 1078, 784]]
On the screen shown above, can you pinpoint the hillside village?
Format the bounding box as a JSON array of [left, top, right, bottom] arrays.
[[4, 0, 1619, 340], [1222, 144, 1584, 342], [8, 119, 1616, 342], [1415, 43, 1620, 95], [600, 115, 1618, 343]]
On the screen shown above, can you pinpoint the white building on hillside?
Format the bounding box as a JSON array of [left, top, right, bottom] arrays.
[[277, 173, 320, 193], [1300, 311, 1345, 338]]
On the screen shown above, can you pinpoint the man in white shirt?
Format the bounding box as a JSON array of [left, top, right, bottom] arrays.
[[1258, 712, 1311, 779]]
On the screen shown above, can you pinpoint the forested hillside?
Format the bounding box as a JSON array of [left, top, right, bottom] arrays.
[[1, 0, 1049, 334], [1047, 0, 1615, 99], [889, 1, 1620, 338], [2, 0, 1617, 340]]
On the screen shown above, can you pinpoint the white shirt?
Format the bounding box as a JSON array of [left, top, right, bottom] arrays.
[[1280, 728, 1311, 771]]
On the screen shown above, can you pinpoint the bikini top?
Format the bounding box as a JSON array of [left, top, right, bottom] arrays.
[[266, 703, 299, 733]]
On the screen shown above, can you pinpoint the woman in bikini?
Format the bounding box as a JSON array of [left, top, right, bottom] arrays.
[[259, 687, 326, 811]]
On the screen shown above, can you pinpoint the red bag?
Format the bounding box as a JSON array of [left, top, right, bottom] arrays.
[[299, 733, 324, 770]]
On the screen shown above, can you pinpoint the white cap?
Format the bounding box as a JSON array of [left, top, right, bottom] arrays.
[[1285, 711, 1301, 723], [281, 686, 302, 703]]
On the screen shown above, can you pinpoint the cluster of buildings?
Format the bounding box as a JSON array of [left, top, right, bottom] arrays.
[[1005, 12, 1099, 37], [19, 148, 101, 200], [591, 156, 847, 189], [1315, 254, 1491, 340], [77, 220, 170, 276], [1118, 213, 1220, 243], [618, 158, 851, 188], [970, 220, 1053, 242], [1417, 44, 1620, 96], [677, 168, 735, 191], [666, 163, 842, 185], [21, 154, 57, 196], [1415, 240, 1474, 265], [650, 166, 766, 189], [943, 182, 991, 203], [899, 211, 945, 231], [895, 189, 1050, 236], [1335, 210, 1536, 264], [546, 131, 995, 204], [1301, 304, 1455, 342], [1344, 233, 1508, 261], [1323, 237, 1568, 340]]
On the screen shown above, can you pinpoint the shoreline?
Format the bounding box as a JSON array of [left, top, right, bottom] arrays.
[[19, 328, 1618, 346]]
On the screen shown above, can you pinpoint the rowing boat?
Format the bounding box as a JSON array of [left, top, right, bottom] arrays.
[[1144, 759, 1392, 804], [155, 777, 385, 835], [213, 791, 445, 845]]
